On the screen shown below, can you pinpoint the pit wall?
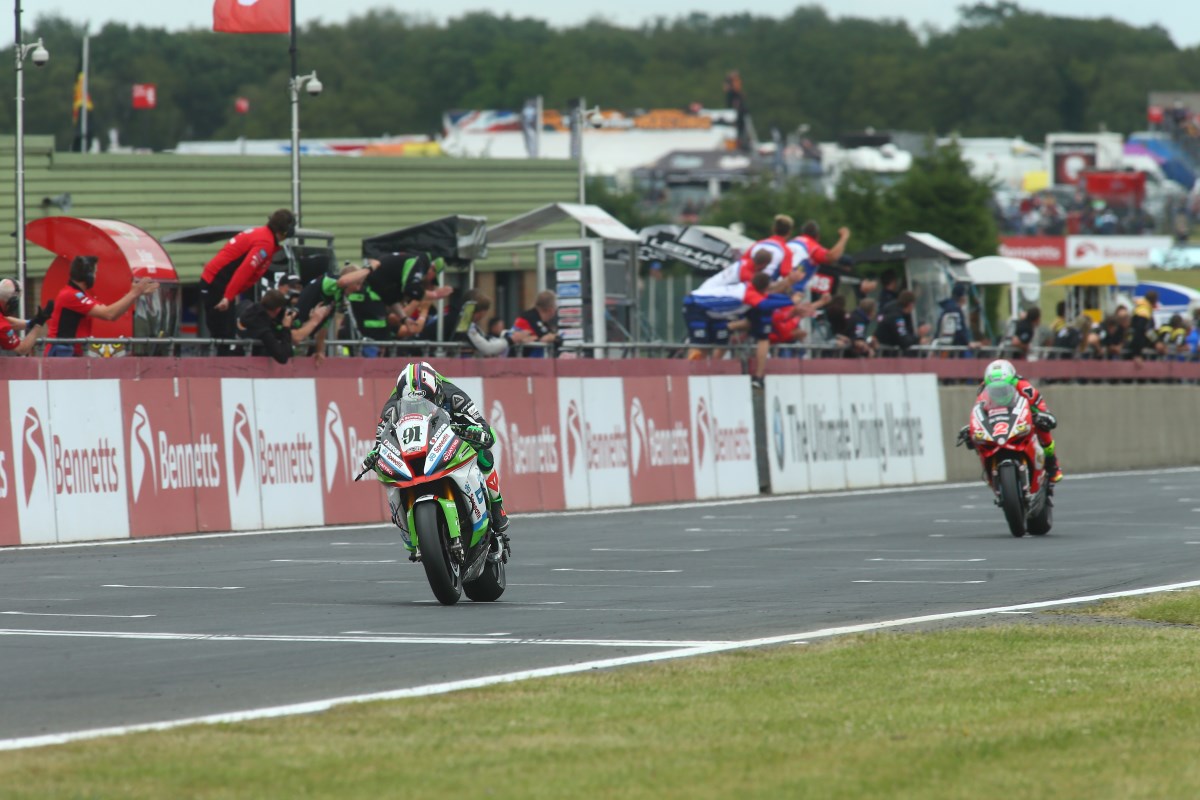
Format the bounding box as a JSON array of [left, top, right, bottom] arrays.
[[939, 384, 1200, 483], [0, 365, 759, 545], [2, 359, 1194, 546]]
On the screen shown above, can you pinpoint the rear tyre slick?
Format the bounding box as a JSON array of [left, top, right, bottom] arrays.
[[414, 501, 462, 606]]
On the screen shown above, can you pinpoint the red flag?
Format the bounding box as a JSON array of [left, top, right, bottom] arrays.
[[132, 84, 157, 110], [235, 97, 251, 114], [213, 0, 290, 34]]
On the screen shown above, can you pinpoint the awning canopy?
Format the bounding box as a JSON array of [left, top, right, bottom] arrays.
[[361, 215, 487, 263], [638, 224, 754, 273], [27, 216, 178, 281], [1045, 263, 1138, 287], [849, 232, 973, 264], [489, 202, 640, 245], [964, 256, 1041, 288]]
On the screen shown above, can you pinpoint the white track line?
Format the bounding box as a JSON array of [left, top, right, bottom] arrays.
[[0, 629, 725, 648], [5, 576, 1200, 752], [5, 466, 1195, 553], [0, 618, 157, 623], [102, 585, 243, 591]]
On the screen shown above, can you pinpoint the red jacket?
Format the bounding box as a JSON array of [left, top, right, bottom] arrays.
[[46, 283, 99, 356], [0, 315, 21, 351], [200, 226, 281, 302]]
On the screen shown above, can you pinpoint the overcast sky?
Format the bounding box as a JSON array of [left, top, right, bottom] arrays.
[[6, 0, 1197, 47]]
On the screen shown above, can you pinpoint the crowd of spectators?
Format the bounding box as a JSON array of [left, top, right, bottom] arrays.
[[997, 189, 1160, 237]]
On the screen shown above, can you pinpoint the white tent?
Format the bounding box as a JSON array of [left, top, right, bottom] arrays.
[[964, 256, 1042, 320]]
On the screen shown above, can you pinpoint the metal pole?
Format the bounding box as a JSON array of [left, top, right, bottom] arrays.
[[80, 34, 88, 153], [14, 0, 26, 319], [288, 2, 300, 223]]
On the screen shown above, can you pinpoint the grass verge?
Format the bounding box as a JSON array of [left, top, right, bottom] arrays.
[[4, 615, 1200, 799]]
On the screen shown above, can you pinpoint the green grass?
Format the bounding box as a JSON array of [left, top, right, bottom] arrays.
[[1064, 587, 1200, 625], [5, 614, 1200, 799]]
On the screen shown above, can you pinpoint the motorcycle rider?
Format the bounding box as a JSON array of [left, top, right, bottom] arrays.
[[368, 361, 510, 535], [959, 359, 1063, 483]]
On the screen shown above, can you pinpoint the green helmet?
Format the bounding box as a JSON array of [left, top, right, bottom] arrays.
[[983, 359, 1017, 387]]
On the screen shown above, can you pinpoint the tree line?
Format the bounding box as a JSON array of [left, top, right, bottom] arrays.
[[1, 2, 1195, 153]]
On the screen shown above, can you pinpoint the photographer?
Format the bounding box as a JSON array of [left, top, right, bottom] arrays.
[[237, 289, 330, 364]]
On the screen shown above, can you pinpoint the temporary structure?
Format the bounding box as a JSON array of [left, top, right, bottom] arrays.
[[962, 256, 1042, 320]]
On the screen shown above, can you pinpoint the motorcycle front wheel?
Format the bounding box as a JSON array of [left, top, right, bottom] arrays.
[[997, 461, 1026, 538], [414, 501, 462, 605]]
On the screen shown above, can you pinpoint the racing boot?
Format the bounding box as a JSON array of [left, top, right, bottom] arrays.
[[1045, 452, 1063, 483], [490, 495, 510, 534]]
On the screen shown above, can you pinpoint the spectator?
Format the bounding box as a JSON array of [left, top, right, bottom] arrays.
[[461, 294, 517, 357], [514, 290, 559, 357], [0, 279, 50, 356], [1186, 309, 1200, 360], [199, 208, 294, 353], [1051, 301, 1068, 334], [1010, 306, 1043, 359], [237, 289, 329, 364], [1158, 314, 1190, 360], [848, 297, 877, 357], [934, 284, 978, 353], [277, 274, 303, 307], [46, 256, 159, 357], [875, 290, 928, 355], [1129, 291, 1163, 361], [487, 317, 509, 340], [293, 264, 364, 365], [876, 269, 900, 312], [787, 220, 852, 299]]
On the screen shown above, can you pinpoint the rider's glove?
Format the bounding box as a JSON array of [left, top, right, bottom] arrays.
[[363, 448, 379, 471], [957, 425, 975, 451], [454, 424, 492, 449], [1033, 412, 1057, 432], [375, 406, 397, 442]]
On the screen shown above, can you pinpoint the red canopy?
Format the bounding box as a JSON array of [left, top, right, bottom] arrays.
[[27, 217, 179, 341]]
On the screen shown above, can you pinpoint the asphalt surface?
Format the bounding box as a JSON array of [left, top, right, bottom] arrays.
[[2, 469, 1199, 743]]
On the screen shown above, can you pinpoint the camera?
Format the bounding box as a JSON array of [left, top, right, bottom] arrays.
[[30, 43, 49, 67], [305, 76, 323, 97]]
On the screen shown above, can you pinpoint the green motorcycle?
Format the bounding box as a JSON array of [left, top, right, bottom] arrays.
[[356, 395, 509, 606]]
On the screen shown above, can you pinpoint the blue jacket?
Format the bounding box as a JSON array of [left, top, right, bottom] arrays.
[[934, 298, 970, 347]]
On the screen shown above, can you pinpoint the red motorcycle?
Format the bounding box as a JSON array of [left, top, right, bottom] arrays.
[[959, 384, 1053, 538]]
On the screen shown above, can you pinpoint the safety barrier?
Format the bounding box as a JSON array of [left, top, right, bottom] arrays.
[[0, 363, 761, 545]]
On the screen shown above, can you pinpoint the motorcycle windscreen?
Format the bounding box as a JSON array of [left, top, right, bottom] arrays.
[[982, 382, 1016, 409]]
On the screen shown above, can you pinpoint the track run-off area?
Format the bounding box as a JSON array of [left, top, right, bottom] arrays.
[[2, 467, 1199, 750]]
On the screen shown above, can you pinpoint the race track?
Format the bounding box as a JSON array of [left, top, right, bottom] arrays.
[[2, 468, 1199, 746]]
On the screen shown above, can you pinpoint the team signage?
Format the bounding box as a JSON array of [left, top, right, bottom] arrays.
[[1, 373, 947, 545]]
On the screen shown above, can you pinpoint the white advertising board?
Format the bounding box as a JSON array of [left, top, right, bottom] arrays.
[[44, 381, 130, 542], [869, 374, 915, 487], [904, 374, 948, 484], [706, 375, 759, 498], [555, 377, 632, 509], [556, 378, 591, 509], [687, 376, 718, 500], [764, 373, 947, 494], [8, 381, 58, 543], [766, 376, 811, 495], [220, 379, 263, 530], [252, 379, 324, 528], [798, 375, 848, 493]]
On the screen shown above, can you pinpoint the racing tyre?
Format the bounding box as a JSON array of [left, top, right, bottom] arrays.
[[464, 538, 507, 602], [1028, 495, 1052, 536], [414, 501, 462, 605], [997, 461, 1026, 538]]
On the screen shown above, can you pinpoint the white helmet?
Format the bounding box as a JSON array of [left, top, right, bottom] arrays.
[[983, 359, 1017, 386]]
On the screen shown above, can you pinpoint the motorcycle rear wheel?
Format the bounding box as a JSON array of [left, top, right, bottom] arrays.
[[414, 501, 462, 606], [997, 461, 1026, 538], [464, 539, 507, 602], [1028, 494, 1052, 536]]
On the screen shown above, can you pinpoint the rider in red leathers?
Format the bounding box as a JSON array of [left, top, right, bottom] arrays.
[[961, 359, 1063, 483]]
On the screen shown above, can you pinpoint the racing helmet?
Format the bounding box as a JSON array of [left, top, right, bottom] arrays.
[[983, 359, 1017, 387], [397, 361, 443, 404]]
